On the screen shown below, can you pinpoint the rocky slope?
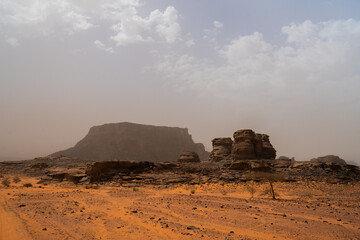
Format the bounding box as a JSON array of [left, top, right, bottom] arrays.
[[51, 122, 209, 162]]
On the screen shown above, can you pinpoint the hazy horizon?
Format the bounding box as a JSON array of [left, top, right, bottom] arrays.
[[1, 0, 360, 163]]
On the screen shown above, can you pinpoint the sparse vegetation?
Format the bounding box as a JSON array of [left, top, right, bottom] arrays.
[[190, 189, 196, 194], [0, 174, 4, 178], [23, 183, 33, 188], [244, 172, 284, 200], [13, 176, 21, 183], [2, 177, 11, 187], [246, 181, 257, 199], [133, 187, 139, 192]]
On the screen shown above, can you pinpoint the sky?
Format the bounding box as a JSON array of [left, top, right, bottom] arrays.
[[0, 0, 360, 163]]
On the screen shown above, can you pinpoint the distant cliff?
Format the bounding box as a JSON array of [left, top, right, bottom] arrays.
[[51, 122, 209, 162]]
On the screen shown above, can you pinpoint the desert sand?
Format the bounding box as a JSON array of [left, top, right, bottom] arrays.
[[1, 176, 360, 240]]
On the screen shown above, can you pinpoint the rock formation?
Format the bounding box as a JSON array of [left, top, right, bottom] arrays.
[[209, 129, 276, 161], [178, 152, 200, 163], [231, 130, 258, 160], [209, 138, 233, 162], [260, 134, 276, 159], [52, 122, 209, 162], [311, 155, 347, 165]]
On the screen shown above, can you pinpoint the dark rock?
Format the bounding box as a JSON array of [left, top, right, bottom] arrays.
[[86, 160, 154, 181], [187, 226, 199, 230], [311, 155, 347, 165], [31, 163, 49, 169], [209, 138, 233, 162], [230, 130, 276, 160], [178, 152, 200, 163], [231, 129, 257, 160], [261, 134, 276, 159], [65, 174, 87, 184]]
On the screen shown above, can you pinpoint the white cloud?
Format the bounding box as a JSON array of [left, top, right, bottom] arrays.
[[213, 21, 223, 29], [110, 5, 181, 46], [0, 0, 182, 47], [94, 40, 114, 53], [0, 0, 94, 35], [63, 11, 93, 32], [154, 19, 360, 97]]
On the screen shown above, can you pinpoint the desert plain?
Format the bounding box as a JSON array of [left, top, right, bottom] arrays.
[[1, 176, 360, 240]]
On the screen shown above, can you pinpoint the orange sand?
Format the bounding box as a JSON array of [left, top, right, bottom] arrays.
[[1, 177, 359, 240]]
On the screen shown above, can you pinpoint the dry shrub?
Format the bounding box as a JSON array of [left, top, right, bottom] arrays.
[[13, 176, 21, 183], [23, 183, 33, 188], [244, 171, 284, 199], [2, 177, 11, 187], [246, 181, 257, 199], [190, 189, 196, 194]]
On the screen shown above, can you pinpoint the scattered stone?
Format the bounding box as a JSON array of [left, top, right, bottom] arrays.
[[187, 226, 199, 230]]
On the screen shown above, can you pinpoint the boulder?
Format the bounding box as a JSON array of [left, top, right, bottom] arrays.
[[311, 155, 347, 165], [209, 138, 233, 162], [178, 152, 200, 163]]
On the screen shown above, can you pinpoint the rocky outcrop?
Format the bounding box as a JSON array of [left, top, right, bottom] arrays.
[[260, 134, 276, 159], [311, 155, 347, 165], [86, 160, 154, 182], [231, 130, 258, 160], [51, 122, 209, 162], [209, 138, 233, 162], [178, 152, 200, 163], [209, 129, 276, 161]]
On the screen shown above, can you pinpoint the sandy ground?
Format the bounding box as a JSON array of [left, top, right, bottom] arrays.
[[0, 177, 360, 240]]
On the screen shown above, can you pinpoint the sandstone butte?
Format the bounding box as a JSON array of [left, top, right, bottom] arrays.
[[51, 122, 209, 162]]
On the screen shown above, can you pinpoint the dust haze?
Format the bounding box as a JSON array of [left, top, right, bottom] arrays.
[[1, 0, 360, 164]]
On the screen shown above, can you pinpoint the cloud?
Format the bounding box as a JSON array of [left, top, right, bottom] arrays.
[[0, 0, 94, 35], [94, 40, 114, 53], [7, 37, 19, 47], [110, 5, 181, 46], [0, 1, 182, 47], [154, 19, 360, 99], [185, 39, 195, 47], [213, 21, 223, 29]]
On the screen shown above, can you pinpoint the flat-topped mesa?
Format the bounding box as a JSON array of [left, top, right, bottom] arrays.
[[209, 138, 233, 162], [51, 122, 209, 162], [209, 129, 276, 161]]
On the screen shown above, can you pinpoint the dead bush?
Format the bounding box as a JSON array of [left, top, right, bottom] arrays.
[[2, 177, 11, 187], [13, 176, 21, 183], [244, 172, 284, 199], [246, 181, 257, 199]]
